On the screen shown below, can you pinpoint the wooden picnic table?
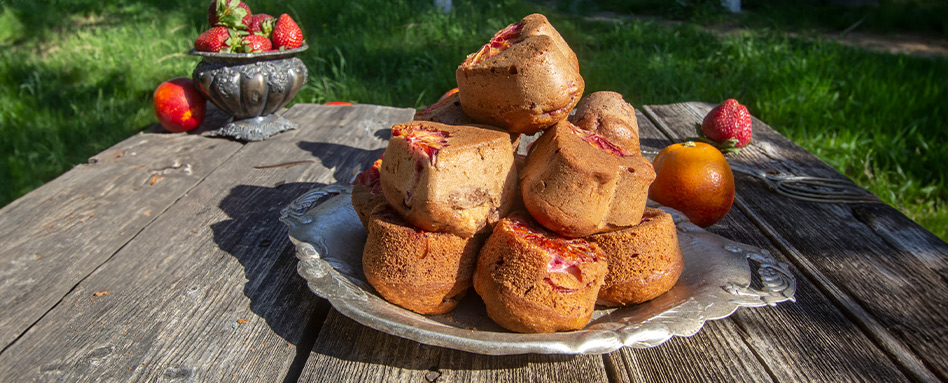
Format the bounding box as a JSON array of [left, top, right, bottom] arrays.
[[0, 102, 946, 382]]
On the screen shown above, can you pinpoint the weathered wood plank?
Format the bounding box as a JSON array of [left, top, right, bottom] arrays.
[[643, 102, 948, 381], [0, 125, 244, 351], [713, 205, 911, 382], [299, 312, 610, 383], [605, 320, 779, 383], [0, 105, 415, 382]]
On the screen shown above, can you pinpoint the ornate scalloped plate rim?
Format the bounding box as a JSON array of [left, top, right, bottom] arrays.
[[281, 184, 795, 355]]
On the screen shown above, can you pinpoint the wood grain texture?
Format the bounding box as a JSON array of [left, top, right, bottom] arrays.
[[0, 131, 244, 352], [712, 204, 911, 382], [299, 312, 609, 383], [0, 105, 415, 382], [644, 102, 947, 381], [604, 320, 777, 383]]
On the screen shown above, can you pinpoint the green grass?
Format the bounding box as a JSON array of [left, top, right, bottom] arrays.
[[1, 0, 946, 240], [573, 0, 948, 38]]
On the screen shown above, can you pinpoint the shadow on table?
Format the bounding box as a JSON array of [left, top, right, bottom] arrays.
[[296, 128, 389, 184], [210, 181, 330, 347], [210, 138, 389, 380]]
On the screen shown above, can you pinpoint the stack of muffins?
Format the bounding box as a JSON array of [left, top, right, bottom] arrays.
[[351, 14, 683, 333]]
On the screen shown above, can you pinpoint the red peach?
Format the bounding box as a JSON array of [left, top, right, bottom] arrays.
[[153, 78, 206, 133]]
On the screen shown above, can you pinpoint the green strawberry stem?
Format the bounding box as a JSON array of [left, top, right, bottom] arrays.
[[215, 0, 248, 29], [693, 122, 746, 155]]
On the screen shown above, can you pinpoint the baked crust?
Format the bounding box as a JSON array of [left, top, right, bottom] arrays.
[[351, 157, 386, 229], [521, 121, 655, 237], [456, 14, 584, 134], [379, 121, 518, 237], [414, 90, 477, 126], [362, 204, 487, 314], [589, 207, 683, 306], [569, 91, 641, 155], [473, 214, 607, 333]]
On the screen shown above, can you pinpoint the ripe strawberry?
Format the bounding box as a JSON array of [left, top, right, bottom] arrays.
[[194, 26, 242, 53], [247, 13, 274, 37], [271, 14, 304, 50], [240, 34, 272, 53], [697, 98, 753, 154], [207, 0, 252, 29]]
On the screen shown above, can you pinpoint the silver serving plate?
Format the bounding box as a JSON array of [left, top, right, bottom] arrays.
[[280, 185, 796, 355]]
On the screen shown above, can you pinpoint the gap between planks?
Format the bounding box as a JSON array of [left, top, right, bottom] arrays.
[[640, 104, 941, 383]]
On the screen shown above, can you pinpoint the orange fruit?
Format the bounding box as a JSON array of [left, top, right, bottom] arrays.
[[648, 141, 734, 227]]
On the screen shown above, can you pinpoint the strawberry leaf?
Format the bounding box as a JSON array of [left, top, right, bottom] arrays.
[[259, 18, 274, 37], [219, 9, 248, 29], [716, 139, 742, 154], [223, 31, 243, 53]]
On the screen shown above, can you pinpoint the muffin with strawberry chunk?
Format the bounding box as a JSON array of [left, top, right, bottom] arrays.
[[521, 120, 655, 238], [569, 91, 641, 156], [363, 204, 487, 314], [379, 121, 518, 238], [414, 88, 477, 126], [589, 207, 683, 306], [351, 156, 386, 229], [456, 14, 584, 135], [474, 214, 607, 333]]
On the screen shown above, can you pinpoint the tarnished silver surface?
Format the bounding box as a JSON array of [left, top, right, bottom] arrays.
[[280, 184, 796, 355], [189, 46, 308, 141], [202, 114, 298, 142]]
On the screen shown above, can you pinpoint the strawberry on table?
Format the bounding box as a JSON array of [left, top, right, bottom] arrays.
[[194, 26, 243, 53], [271, 13, 304, 50], [208, 0, 252, 29], [241, 34, 272, 53], [697, 98, 753, 154], [247, 13, 275, 37]]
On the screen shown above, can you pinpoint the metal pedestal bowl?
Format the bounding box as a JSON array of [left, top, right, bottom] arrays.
[[189, 45, 308, 141]]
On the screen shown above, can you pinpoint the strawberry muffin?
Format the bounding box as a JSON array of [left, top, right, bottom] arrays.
[[456, 14, 584, 135], [569, 91, 641, 155], [589, 207, 683, 306], [474, 214, 607, 333], [351, 156, 386, 229], [379, 121, 518, 238], [521, 121, 655, 238], [363, 204, 487, 314], [414, 88, 477, 126]]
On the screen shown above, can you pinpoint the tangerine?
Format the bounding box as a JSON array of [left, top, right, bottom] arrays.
[[648, 141, 734, 227]]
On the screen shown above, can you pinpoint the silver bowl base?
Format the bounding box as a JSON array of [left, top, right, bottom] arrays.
[[201, 114, 298, 142]]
